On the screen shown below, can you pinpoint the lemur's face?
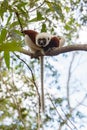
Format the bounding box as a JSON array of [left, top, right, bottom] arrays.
[[36, 33, 51, 47]]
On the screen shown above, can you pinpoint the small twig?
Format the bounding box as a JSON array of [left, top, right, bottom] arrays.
[[14, 53, 41, 118], [48, 94, 73, 130], [66, 52, 76, 111], [73, 94, 87, 111], [29, 1, 45, 12], [14, 9, 24, 32], [61, 107, 78, 130]]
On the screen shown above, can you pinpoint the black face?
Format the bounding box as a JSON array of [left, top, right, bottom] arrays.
[[38, 38, 47, 47]]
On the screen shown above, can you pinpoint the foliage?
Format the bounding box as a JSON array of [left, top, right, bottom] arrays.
[[0, 0, 87, 130]]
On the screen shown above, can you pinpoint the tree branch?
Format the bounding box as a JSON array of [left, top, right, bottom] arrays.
[[15, 10, 24, 32], [20, 44, 87, 57], [46, 44, 87, 56]]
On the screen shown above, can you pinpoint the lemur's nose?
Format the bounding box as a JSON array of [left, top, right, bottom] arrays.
[[38, 39, 46, 46]]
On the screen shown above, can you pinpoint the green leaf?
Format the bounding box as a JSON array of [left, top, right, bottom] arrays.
[[29, 11, 44, 23], [0, 1, 8, 20], [10, 21, 19, 28], [16, 1, 27, 8], [4, 51, 10, 69], [53, 4, 64, 20], [66, 113, 71, 119], [0, 40, 22, 52], [29, 17, 37, 22], [65, 7, 70, 13], [64, 24, 72, 31], [68, 17, 75, 25], [6, 12, 12, 25], [0, 28, 7, 44], [46, 1, 54, 11], [37, 11, 44, 20], [14, 30, 23, 36], [41, 23, 47, 32], [55, 98, 63, 104], [46, 1, 64, 20], [29, 17, 44, 22]]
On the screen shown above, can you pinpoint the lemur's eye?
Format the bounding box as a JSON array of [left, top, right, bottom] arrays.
[[48, 37, 50, 40]]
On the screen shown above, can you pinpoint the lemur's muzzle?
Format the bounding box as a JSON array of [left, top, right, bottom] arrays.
[[38, 38, 47, 47]]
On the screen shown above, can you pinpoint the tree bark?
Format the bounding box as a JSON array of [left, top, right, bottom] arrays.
[[20, 44, 87, 57]]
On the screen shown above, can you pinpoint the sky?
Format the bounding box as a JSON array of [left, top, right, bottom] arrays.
[[78, 27, 87, 43]]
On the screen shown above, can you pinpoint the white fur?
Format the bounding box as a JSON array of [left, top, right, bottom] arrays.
[[25, 35, 42, 53], [36, 33, 52, 47], [57, 36, 65, 47]]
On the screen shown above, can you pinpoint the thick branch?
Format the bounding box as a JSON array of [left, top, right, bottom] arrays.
[[46, 44, 87, 56], [20, 44, 87, 57]]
